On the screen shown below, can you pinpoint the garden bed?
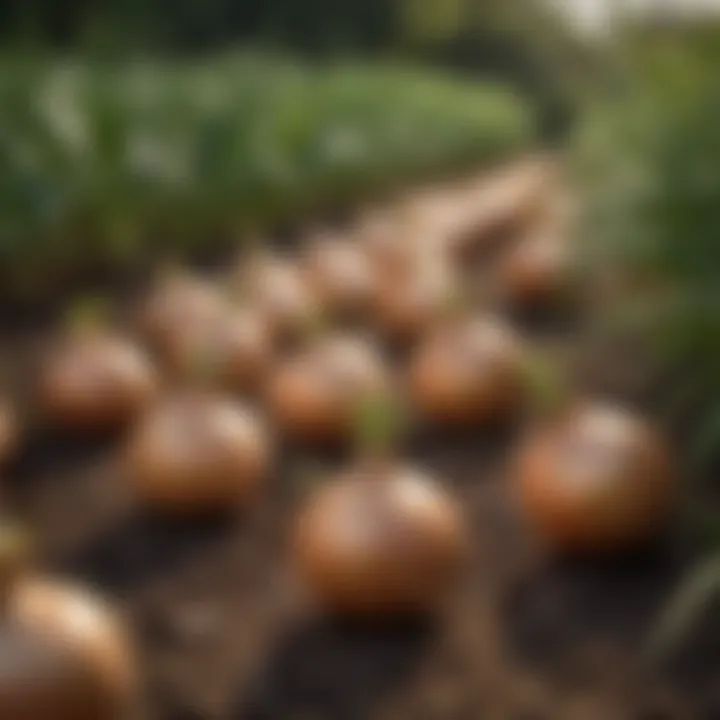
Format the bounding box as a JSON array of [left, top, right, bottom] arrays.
[[1, 159, 719, 720]]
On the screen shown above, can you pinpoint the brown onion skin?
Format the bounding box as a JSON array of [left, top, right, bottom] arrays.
[[498, 236, 570, 309], [0, 578, 135, 720], [138, 274, 226, 359], [373, 259, 457, 346], [38, 333, 158, 435], [239, 255, 319, 345], [163, 308, 273, 394], [303, 237, 376, 322], [266, 336, 389, 446], [516, 403, 677, 555], [409, 317, 525, 427], [358, 212, 451, 279], [126, 392, 271, 516], [293, 463, 467, 618]]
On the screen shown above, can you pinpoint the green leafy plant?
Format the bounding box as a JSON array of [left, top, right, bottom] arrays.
[[0, 53, 535, 299], [574, 30, 720, 474]]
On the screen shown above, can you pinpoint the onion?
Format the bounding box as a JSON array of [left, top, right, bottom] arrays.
[[498, 234, 571, 309], [138, 272, 226, 359], [266, 335, 389, 446], [409, 316, 526, 426], [126, 392, 271, 516], [303, 236, 375, 321], [293, 462, 467, 617], [516, 403, 677, 554], [237, 254, 318, 344], [0, 525, 136, 719], [38, 332, 157, 435], [373, 257, 457, 345]]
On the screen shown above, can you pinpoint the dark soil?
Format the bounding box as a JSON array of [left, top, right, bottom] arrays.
[[2, 190, 719, 719]]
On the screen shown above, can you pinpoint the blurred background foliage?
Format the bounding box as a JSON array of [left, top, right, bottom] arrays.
[[574, 15, 720, 474], [0, 0, 595, 138], [0, 56, 533, 299]]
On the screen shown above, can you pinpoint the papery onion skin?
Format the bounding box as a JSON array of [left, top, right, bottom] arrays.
[[409, 317, 525, 427], [516, 403, 677, 555], [293, 463, 468, 617], [127, 393, 271, 516], [39, 335, 158, 434]]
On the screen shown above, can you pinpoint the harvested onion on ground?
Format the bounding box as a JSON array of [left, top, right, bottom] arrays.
[[0, 523, 136, 720], [409, 316, 526, 427], [515, 402, 677, 555], [126, 392, 271, 516]]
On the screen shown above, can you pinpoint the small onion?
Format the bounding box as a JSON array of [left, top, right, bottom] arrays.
[[373, 258, 457, 345], [138, 273, 226, 359], [238, 254, 319, 344], [38, 333, 158, 435], [126, 392, 271, 516], [303, 236, 375, 321], [498, 235, 571, 309], [409, 316, 526, 426], [293, 463, 467, 617], [266, 335, 389, 446], [356, 212, 415, 276], [516, 403, 677, 554]]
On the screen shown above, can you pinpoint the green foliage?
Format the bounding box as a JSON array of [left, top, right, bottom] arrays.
[[0, 54, 534, 293], [573, 27, 720, 474]]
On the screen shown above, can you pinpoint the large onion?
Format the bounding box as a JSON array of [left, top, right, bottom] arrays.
[[293, 462, 467, 617], [0, 526, 136, 720], [516, 403, 677, 554], [126, 392, 271, 516]]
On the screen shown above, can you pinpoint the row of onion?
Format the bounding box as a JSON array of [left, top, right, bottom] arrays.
[[0, 156, 677, 718]]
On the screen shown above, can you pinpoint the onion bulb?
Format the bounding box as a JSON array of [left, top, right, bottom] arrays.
[[498, 234, 571, 309], [237, 254, 318, 344], [293, 463, 467, 617], [267, 335, 389, 446], [38, 332, 157, 435], [138, 272, 226, 359], [516, 403, 677, 554], [373, 258, 457, 345], [409, 316, 526, 426], [0, 526, 136, 719], [126, 393, 271, 516], [303, 236, 375, 322]]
